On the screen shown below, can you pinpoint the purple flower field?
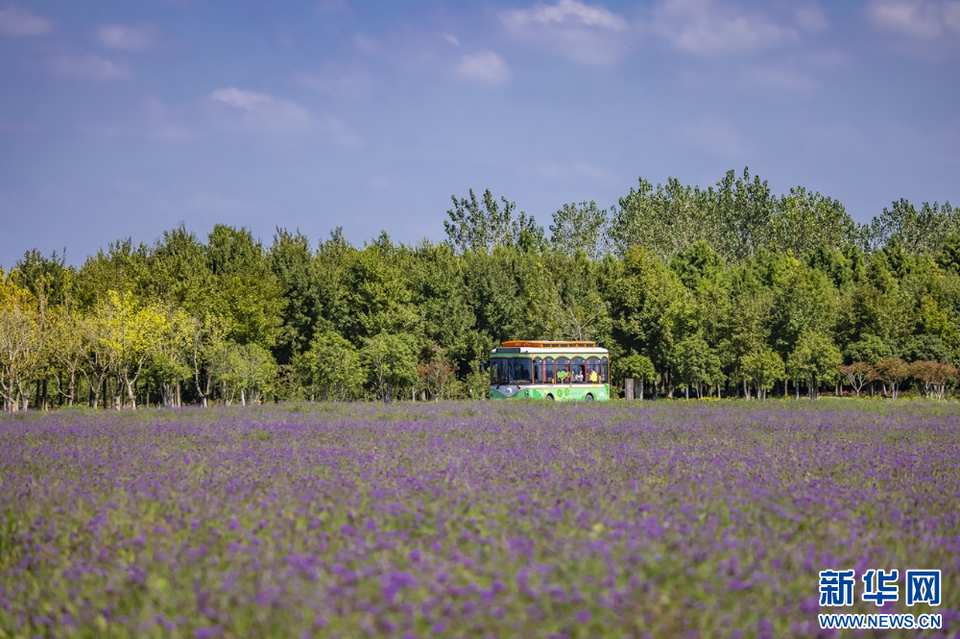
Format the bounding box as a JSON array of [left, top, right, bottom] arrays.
[[2, 400, 959, 638]]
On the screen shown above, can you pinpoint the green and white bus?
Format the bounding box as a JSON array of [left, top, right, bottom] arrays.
[[489, 340, 610, 401]]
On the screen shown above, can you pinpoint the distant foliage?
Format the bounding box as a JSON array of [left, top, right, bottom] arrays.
[[2, 168, 958, 409]]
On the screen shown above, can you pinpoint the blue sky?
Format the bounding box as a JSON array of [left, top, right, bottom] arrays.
[[1, 0, 958, 267]]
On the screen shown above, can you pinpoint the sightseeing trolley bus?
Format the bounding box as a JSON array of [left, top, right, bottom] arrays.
[[489, 340, 610, 401]]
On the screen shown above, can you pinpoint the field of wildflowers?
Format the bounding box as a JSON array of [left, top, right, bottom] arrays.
[[2, 400, 958, 638]]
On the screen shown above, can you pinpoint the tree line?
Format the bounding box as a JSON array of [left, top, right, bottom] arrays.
[[2, 168, 959, 411]]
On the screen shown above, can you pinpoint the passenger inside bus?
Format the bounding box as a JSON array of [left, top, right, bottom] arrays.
[[511, 359, 532, 384]]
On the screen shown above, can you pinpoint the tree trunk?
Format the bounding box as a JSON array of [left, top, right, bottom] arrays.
[[125, 378, 137, 410], [625, 378, 634, 401]]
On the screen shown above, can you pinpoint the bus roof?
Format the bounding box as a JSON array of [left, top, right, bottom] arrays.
[[501, 340, 597, 348], [491, 340, 609, 355]]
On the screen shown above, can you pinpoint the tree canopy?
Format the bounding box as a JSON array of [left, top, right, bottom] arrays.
[[2, 168, 958, 409]]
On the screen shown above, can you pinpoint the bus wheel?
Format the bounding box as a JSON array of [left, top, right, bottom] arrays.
[[584, 394, 594, 402], [545, 394, 555, 401]]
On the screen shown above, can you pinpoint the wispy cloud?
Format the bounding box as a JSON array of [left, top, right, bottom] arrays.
[[867, 0, 960, 39], [49, 54, 131, 81], [455, 50, 511, 84], [0, 4, 52, 36], [501, 0, 632, 65], [208, 87, 313, 134], [651, 0, 800, 55], [96, 23, 157, 50], [208, 87, 360, 145]]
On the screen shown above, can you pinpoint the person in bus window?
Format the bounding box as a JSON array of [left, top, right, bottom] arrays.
[[513, 359, 532, 384], [589, 367, 599, 383]]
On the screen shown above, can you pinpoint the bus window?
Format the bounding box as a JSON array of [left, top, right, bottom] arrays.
[[512, 358, 532, 384], [533, 357, 542, 384], [556, 357, 570, 383], [601, 357, 608, 383], [587, 357, 600, 383], [545, 357, 555, 383], [572, 357, 585, 383], [490, 358, 503, 385]]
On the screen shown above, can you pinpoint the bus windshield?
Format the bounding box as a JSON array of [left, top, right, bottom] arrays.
[[490, 358, 532, 385]]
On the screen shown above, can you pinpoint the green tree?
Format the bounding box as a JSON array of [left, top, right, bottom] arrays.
[[937, 232, 960, 274], [867, 199, 958, 255], [549, 201, 610, 261], [341, 238, 417, 341], [843, 334, 890, 365], [786, 332, 842, 399], [295, 330, 365, 401], [10, 248, 74, 308], [740, 345, 785, 400], [212, 342, 277, 405], [146, 224, 216, 315], [771, 187, 858, 257], [616, 353, 656, 400], [672, 334, 722, 399], [610, 177, 714, 261], [444, 189, 543, 254], [270, 228, 323, 365], [146, 306, 193, 407], [362, 333, 418, 401], [206, 225, 285, 348], [406, 242, 480, 368], [608, 246, 681, 383]]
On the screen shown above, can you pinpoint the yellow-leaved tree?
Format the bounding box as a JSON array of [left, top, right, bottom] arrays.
[[99, 290, 167, 410], [0, 270, 45, 412]]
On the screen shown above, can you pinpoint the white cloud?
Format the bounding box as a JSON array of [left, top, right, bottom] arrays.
[[455, 50, 511, 84], [49, 54, 131, 81], [209, 88, 313, 134], [503, 0, 627, 30], [440, 33, 460, 46], [208, 87, 358, 144], [97, 23, 157, 50], [210, 87, 274, 110], [0, 4, 52, 36], [867, 0, 960, 38], [501, 0, 632, 65], [652, 0, 799, 55]]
